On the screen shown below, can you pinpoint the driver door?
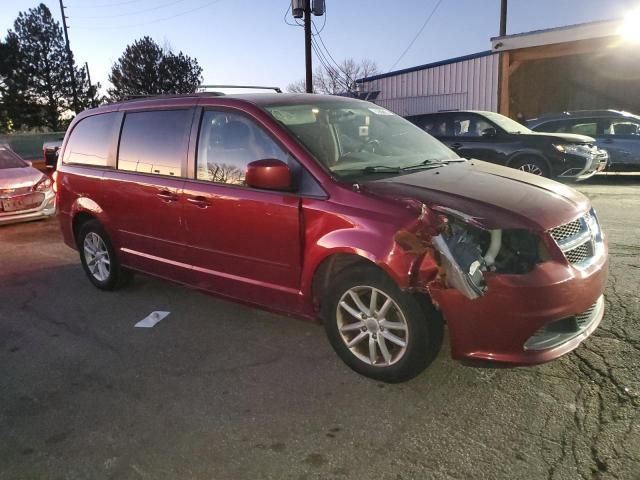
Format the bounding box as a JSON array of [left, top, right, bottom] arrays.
[[442, 113, 507, 163], [181, 109, 303, 311]]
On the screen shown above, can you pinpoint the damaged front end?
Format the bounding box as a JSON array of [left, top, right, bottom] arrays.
[[395, 204, 550, 300]]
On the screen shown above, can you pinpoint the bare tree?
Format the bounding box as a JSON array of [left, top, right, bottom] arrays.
[[286, 58, 379, 95]]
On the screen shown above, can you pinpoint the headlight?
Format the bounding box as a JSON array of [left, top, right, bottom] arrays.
[[553, 144, 594, 157], [34, 175, 53, 192]]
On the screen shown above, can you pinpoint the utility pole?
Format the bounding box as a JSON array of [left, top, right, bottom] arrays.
[[499, 0, 508, 36], [291, 1, 325, 93], [58, 0, 79, 113], [85, 61, 98, 108], [85, 62, 92, 89], [304, 1, 313, 93]]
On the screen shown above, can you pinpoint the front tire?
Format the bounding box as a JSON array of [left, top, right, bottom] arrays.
[[77, 220, 131, 290], [323, 265, 443, 383]]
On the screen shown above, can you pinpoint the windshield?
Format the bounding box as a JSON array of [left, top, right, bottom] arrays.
[[265, 100, 459, 178], [481, 111, 531, 134]]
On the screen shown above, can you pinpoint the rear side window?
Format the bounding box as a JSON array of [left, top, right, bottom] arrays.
[[421, 116, 449, 136], [603, 119, 640, 136], [63, 112, 119, 167], [118, 110, 191, 177]]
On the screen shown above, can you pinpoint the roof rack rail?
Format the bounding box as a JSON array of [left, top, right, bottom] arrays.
[[114, 92, 224, 103], [197, 84, 283, 93]]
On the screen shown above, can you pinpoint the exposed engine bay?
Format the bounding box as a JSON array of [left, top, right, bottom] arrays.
[[433, 215, 549, 299], [394, 205, 550, 300]]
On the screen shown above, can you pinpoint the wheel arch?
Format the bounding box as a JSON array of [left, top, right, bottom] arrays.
[[69, 197, 111, 246], [307, 249, 413, 317]]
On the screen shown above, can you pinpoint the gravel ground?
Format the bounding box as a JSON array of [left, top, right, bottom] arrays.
[[0, 174, 638, 480]]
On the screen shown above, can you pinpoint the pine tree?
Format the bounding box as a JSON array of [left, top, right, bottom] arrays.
[[108, 36, 203, 101], [0, 3, 97, 131]]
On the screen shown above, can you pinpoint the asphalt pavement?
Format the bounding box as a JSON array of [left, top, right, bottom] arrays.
[[1, 174, 638, 480]]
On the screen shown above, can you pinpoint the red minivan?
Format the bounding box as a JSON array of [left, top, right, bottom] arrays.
[[56, 93, 608, 382]]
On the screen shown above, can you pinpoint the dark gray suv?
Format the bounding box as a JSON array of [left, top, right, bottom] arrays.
[[528, 110, 640, 172]]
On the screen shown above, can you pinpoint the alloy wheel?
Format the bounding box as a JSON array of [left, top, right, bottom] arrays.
[[83, 232, 111, 282], [518, 163, 544, 176], [336, 286, 409, 367]]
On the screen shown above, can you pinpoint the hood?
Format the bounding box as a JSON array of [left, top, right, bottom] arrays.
[[525, 131, 595, 144], [361, 160, 590, 231], [0, 166, 44, 191]]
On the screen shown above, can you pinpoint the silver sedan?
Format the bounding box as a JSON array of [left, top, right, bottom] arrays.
[[0, 144, 55, 226]]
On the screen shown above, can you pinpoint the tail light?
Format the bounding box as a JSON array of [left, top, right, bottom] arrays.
[[51, 171, 58, 194]]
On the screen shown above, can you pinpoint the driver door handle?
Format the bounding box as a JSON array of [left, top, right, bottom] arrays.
[[156, 190, 178, 202], [186, 196, 210, 208]]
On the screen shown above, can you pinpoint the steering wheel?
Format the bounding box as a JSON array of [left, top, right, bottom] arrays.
[[358, 138, 380, 153]]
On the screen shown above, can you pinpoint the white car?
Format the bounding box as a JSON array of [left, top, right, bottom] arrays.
[[0, 144, 55, 226]]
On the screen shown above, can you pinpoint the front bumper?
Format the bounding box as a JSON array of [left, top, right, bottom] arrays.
[[0, 190, 56, 226], [558, 150, 608, 181], [429, 249, 608, 366]]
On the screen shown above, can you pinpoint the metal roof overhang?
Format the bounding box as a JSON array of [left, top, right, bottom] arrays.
[[491, 18, 623, 52]]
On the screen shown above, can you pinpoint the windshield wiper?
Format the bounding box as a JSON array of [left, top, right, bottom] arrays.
[[402, 159, 452, 171], [361, 165, 402, 174]]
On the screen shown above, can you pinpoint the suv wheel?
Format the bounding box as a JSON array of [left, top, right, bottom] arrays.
[[323, 265, 443, 383], [78, 220, 131, 290], [512, 157, 550, 177]]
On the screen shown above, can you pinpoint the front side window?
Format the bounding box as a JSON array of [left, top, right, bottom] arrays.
[[118, 109, 191, 176], [196, 110, 289, 185], [63, 112, 119, 167], [453, 115, 494, 137], [565, 120, 598, 136], [265, 100, 457, 179]]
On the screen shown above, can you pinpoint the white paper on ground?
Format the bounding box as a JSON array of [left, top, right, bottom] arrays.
[[135, 311, 170, 328]]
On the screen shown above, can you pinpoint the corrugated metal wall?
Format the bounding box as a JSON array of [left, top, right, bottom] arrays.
[[359, 53, 500, 117]]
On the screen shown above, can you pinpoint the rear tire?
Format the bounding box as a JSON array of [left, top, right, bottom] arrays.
[[511, 156, 551, 178], [77, 220, 131, 291], [322, 265, 443, 383]]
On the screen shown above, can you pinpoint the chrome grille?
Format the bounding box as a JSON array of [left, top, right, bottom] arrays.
[[524, 297, 603, 351], [548, 211, 601, 267], [576, 301, 599, 328], [564, 243, 592, 264], [549, 219, 582, 243]]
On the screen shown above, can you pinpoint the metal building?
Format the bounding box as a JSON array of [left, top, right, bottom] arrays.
[[358, 19, 640, 120], [357, 51, 500, 117]]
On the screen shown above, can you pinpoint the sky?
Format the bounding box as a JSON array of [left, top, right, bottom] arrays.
[[1, 0, 639, 93]]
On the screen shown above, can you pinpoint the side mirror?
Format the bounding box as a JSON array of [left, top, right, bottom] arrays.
[[25, 160, 33, 167], [481, 127, 497, 138], [245, 159, 292, 191]]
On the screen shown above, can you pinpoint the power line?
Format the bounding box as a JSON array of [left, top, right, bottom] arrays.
[[311, 39, 350, 92], [71, 0, 187, 19], [67, 0, 147, 8], [311, 6, 326, 34], [282, 4, 303, 28], [312, 19, 354, 89], [388, 0, 443, 72], [73, 0, 224, 29]]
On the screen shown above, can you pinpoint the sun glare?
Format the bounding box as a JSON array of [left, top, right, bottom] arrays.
[[618, 7, 640, 43]]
